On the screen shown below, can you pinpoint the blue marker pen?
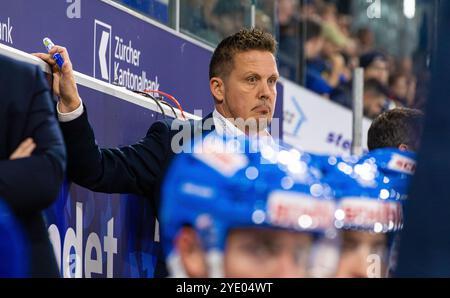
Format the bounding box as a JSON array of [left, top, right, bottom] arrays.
[[43, 38, 64, 69]]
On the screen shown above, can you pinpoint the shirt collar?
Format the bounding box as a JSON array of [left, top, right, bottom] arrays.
[[212, 109, 275, 146], [212, 109, 245, 137]]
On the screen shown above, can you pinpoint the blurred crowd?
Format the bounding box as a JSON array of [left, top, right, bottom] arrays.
[[277, 0, 424, 119], [119, 0, 427, 120], [180, 0, 275, 45], [180, 0, 425, 120]]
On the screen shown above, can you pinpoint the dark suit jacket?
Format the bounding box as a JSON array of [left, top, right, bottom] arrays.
[[60, 106, 215, 277], [0, 54, 66, 277]]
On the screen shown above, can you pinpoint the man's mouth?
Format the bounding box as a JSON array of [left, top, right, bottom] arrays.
[[252, 105, 271, 115]]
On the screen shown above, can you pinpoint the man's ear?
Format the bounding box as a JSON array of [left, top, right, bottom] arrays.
[[210, 77, 225, 103], [175, 227, 208, 278], [398, 144, 409, 151]]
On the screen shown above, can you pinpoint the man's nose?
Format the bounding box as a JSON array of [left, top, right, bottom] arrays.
[[258, 81, 273, 100]]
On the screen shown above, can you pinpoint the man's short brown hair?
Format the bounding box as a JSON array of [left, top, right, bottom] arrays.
[[367, 108, 425, 151], [209, 28, 277, 80]]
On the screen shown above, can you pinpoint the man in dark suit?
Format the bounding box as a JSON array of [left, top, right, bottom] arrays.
[[0, 54, 66, 277], [34, 28, 280, 276]]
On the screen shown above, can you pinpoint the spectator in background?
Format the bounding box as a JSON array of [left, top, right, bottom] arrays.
[[303, 19, 347, 97], [279, 0, 298, 26], [360, 51, 390, 85], [179, 0, 211, 41], [406, 76, 417, 108], [203, 0, 247, 42], [120, 0, 169, 24], [277, 0, 424, 116], [332, 78, 388, 119], [340, 50, 359, 83], [356, 28, 375, 55], [329, 54, 389, 116], [319, 2, 351, 55], [299, 0, 319, 20], [389, 73, 410, 107], [318, 4, 353, 94], [397, 57, 414, 75], [362, 79, 389, 119], [337, 13, 352, 37], [253, 0, 275, 32], [255, 9, 273, 33], [278, 0, 300, 79], [180, 0, 275, 46], [387, 55, 399, 80], [0, 54, 66, 277], [302, 20, 329, 96], [391, 57, 417, 108]]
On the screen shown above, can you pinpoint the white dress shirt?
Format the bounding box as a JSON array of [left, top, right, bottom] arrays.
[[57, 101, 273, 144]]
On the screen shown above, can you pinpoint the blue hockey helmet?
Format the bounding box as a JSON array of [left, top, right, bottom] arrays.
[[161, 134, 336, 277]]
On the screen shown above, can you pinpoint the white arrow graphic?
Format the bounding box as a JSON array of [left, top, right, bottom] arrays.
[[99, 31, 110, 80]]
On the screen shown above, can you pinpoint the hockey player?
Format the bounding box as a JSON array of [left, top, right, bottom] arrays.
[[160, 135, 337, 278]]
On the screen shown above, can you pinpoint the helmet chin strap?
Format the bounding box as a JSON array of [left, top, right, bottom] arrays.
[[166, 250, 225, 278]]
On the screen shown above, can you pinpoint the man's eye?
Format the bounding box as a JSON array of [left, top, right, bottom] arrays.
[[268, 78, 277, 85], [247, 76, 257, 83]]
